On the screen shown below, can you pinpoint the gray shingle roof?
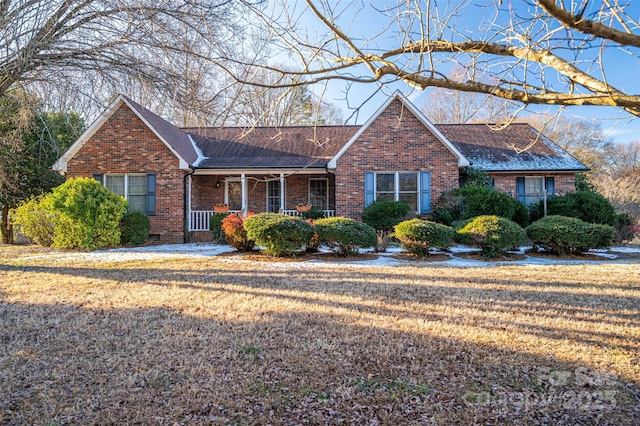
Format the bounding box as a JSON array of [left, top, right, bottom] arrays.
[[122, 96, 199, 165], [183, 126, 361, 169], [435, 123, 589, 172]]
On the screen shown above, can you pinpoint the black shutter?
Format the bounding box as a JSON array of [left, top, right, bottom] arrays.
[[93, 174, 103, 184]]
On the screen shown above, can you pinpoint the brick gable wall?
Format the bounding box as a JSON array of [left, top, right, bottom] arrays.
[[334, 99, 460, 219], [67, 104, 186, 243]]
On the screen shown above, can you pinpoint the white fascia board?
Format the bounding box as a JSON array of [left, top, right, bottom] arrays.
[[119, 97, 190, 170], [53, 94, 191, 172], [53, 96, 127, 172], [192, 168, 330, 176], [327, 95, 396, 169], [189, 134, 208, 167], [327, 93, 470, 169]]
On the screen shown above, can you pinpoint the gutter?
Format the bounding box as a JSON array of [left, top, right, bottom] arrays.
[[183, 167, 196, 243]]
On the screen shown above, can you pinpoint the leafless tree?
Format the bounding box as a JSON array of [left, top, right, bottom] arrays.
[[226, 0, 640, 117], [0, 0, 246, 119]]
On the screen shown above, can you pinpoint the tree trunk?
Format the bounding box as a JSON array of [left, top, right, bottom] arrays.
[[1, 204, 14, 244]]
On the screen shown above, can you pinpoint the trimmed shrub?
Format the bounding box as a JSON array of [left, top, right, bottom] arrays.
[[362, 200, 412, 232], [394, 219, 454, 257], [459, 186, 515, 220], [11, 195, 57, 247], [300, 208, 326, 220], [221, 214, 254, 252], [209, 213, 227, 243], [456, 215, 527, 259], [119, 212, 150, 246], [526, 215, 614, 255], [43, 177, 127, 250], [530, 191, 617, 225], [363, 200, 412, 252], [244, 213, 314, 257], [314, 217, 377, 256], [432, 186, 518, 225]]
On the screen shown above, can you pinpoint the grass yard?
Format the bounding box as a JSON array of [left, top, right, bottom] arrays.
[[1, 245, 639, 425]]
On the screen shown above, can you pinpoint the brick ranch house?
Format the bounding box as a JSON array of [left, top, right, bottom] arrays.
[[53, 94, 588, 243]]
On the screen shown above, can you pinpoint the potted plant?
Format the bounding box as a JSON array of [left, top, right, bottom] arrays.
[[296, 202, 312, 213], [214, 203, 230, 213]]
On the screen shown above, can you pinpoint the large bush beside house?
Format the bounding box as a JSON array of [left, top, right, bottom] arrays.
[[432, 186, 524, 226], [526, 215, 614, 255], [314, 217, 377, 256], [15, 178, 128, 250], [456, 215, 527, 259], [221, 214, 254, 252], [44, 177, 128, 249], [362, 200, 412, 251], [529, 191, 617, 225], [120, 212, 150, 246], [11, 195, 56, 247], [244, 213, 314, 257], [394, 219, 454, 257]]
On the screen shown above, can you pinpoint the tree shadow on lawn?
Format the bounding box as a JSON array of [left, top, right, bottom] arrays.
[[1, 299, 638, 425]]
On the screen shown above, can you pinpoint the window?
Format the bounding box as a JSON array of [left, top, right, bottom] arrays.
[[98, 174, 156, 215], [365, 171, 429, 213], [267, 180, 282, 213], [309, 179, 328, 210], [226, 180, 242, 210], [516, 177, 555, 206]]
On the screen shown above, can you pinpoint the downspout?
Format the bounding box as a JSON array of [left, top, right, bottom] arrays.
[[183, 168, 195, 243]]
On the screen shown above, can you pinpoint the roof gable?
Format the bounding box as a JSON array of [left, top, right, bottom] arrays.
[[327, 94, 470, 169], [53, 95, 195, 172]]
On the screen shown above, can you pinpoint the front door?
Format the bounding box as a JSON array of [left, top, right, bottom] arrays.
[[227, 181, 242, 210]]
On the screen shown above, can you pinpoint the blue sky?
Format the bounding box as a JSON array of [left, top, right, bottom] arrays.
[[269, 1, 640, 144]]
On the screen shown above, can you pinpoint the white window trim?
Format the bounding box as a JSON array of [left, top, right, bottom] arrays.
[[373, 171, 420, 213], [104, 173, 146, 200], [309, 178, 329, 210]]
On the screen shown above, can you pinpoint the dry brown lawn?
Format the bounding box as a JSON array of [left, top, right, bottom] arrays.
[[1, 245, 639, 425]]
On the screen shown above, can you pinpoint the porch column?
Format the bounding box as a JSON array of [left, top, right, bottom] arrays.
[[280, 173, 285, 211], [241, 173, 247, 213]]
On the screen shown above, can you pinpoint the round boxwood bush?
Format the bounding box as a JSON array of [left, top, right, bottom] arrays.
[[314, 217, 377, 256], [394, 218, 454, 257], [530, 191, 617, 225], [526, 215, 614, 255], [120, 211, 150, 246], [300, 208, 326, 220], [244, 213, 314, 257], [456, 215, 526, 259], [11, 195, 57, 247], [431, 186, 518, 225]]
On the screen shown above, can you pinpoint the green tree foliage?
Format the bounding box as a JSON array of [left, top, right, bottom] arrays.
[[394, 219, 453, 257], [0, 91, 84, 243], [244, 213, 314, 257], [314, 217, 377, 256], [11, 195, 56, 247], [456, 215, 527, 259]]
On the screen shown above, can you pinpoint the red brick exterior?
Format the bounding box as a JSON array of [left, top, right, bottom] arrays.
[[491, 173, 576, 198], [67, 104, 187, 243], [334, 99, 460, 219]]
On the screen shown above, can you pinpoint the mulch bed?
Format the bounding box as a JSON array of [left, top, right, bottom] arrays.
[[452, 251, 527, 261]]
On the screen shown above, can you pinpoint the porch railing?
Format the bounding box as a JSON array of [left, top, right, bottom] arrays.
[[188, 209, 336, 231]]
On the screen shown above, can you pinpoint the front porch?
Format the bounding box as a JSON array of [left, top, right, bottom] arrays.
[[187, 171, 336, 233]]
